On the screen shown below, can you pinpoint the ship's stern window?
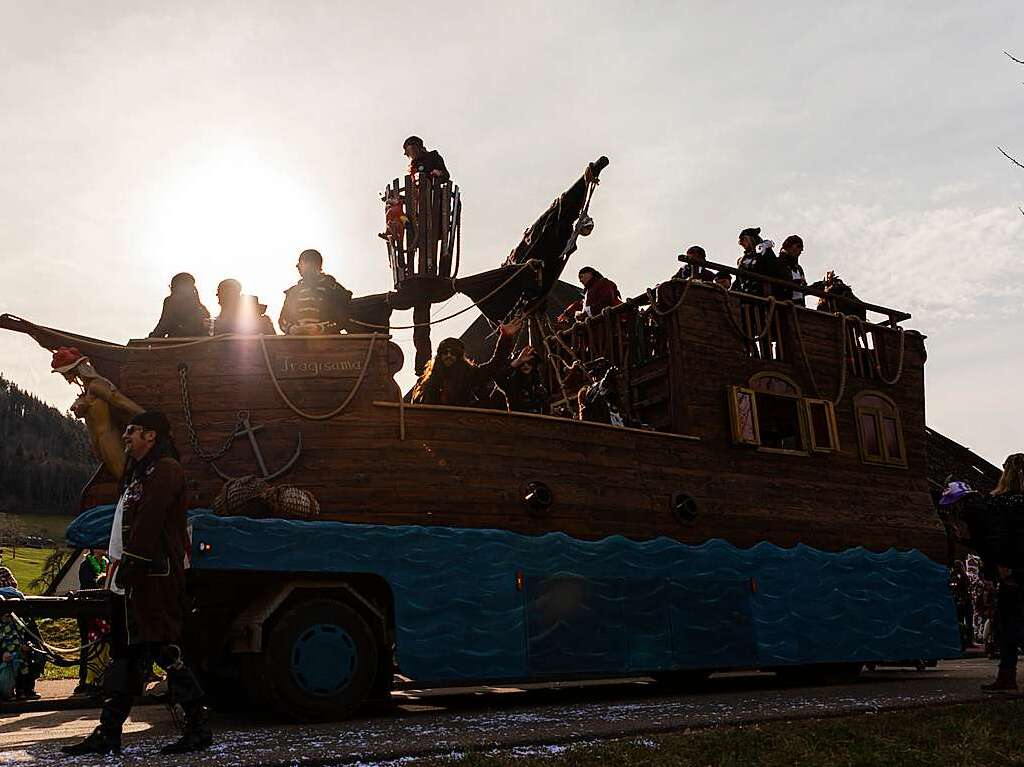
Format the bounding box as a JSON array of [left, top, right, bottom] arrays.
[[728, 374, 832, 455], [756, 392, 802, 450], [805, 399, 840, 452], [854, 392, 906, 467]]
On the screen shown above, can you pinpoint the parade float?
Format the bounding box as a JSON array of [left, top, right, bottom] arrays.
[[0, 156, 959, 720]]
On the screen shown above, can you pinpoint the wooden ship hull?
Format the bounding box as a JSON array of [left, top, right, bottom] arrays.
[[0, 278, 944, 563], [0, 158, 960, 714]]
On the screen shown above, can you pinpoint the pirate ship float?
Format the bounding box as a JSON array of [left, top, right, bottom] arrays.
[[0, 156, 959, 720]]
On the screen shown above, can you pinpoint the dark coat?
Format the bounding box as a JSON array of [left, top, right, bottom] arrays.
[[149, 293, 210, 338], [674, 264, 714, 281], [811, 280, 867, 319], [119, 457, 189, 644], [776, 256, 807, 305], [961, 493, 1024, 572], [409, 149, 450, 182], [279, 273, 353, 335], [495, 365, 549, 414], [734, 245, 783, 296], [411, 334, 512, 406]]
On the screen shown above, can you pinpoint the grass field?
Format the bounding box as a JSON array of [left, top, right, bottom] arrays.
[[421, 701, 1024, 767], [1, 545, 52, 595], [2, 544, 81, 679], [3, 512, 74, 542]]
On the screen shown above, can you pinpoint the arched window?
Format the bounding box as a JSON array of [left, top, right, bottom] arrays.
[[854, 391, 906, 467], [729, 373, 838, 453]]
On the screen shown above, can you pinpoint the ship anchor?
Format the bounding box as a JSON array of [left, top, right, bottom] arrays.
[[211, 414, 302, 482]]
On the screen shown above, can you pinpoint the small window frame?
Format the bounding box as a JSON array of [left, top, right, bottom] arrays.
[[728, 385, 761, 446], [804, 398, 840, 453], [854, 391, 907, 468]]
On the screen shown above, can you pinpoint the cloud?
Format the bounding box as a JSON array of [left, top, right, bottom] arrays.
[[767, 185, 1024, 329]]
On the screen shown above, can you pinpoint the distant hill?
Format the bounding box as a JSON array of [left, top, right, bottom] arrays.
[[0, 374, 95, 515]]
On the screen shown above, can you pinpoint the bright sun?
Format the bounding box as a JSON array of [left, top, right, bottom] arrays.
[[140, 144, 332, 323]]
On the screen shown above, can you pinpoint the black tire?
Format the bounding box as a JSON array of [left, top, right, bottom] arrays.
[[264, 597, 379, 722], [774, 662, 862, 685], [652, 669, 712, 692]]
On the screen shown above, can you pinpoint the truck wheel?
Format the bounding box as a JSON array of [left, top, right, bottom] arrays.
[[775, 662, 862, 685], [652, 669, 712, 692], [265, 598, 379, 721]]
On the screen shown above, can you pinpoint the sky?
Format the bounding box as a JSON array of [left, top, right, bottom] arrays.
[[0, 1, 1021, 464]]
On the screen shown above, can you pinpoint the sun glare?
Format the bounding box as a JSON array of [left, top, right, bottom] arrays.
[[140, 145, 332, 321]]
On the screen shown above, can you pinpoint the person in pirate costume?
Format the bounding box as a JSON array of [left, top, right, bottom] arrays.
[[734, 226, 783, 296], [62, 411, 212, 756], [403, 135, 450, 182], [278, 249, 354, 335], [494, 345, 549, 414], [411, 318, 523, 406]]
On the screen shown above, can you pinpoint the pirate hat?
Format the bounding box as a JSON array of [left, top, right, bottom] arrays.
[[50, 346, 89, 374]]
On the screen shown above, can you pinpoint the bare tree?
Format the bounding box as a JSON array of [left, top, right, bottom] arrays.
[[999, 52, 1024, 214], [0, 513, 24, 559]]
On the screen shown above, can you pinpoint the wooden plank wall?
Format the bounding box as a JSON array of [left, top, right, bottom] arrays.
[[79, 285, 946, 563]]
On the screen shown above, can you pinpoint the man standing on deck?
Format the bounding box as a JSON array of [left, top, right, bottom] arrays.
[[62, 411, 212, 756], [279, 249, 353, 335]]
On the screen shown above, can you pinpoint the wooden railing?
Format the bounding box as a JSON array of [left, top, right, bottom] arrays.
[[678, 256, 911, 327], [382, 173, 461, 290]]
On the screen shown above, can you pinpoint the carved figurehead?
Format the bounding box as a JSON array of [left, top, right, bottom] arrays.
[[51, 346, 144, 480]]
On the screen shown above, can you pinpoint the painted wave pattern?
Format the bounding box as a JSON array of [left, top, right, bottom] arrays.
[[68, 508, 961, 683]]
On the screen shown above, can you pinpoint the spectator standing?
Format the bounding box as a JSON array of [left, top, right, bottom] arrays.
[[279, 249, 353, 335], [0, 551, 17, 592], [149, 273, 210, 338], [734, 227, 782, 296], [559, 267, 622, 322], [778, 235, 808, 305], [674, 245, 714, 281]]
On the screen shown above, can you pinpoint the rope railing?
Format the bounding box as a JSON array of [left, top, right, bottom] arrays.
[[676, 255, 911, 327], [258, 333, 379, 420]]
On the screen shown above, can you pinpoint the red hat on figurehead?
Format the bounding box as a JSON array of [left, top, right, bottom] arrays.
[[50, 346, 89, 374]]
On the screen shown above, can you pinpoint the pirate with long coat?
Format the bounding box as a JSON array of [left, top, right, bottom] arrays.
[[63, 411, 212, 756]]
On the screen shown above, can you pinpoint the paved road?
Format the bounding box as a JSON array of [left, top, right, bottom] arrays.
[[0, 659, 1008, 766]]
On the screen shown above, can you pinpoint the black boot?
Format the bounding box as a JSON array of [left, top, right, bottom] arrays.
[[160, 703, 212, 754], [60, 725, 122, 755], [981, 667, 1019, 694]]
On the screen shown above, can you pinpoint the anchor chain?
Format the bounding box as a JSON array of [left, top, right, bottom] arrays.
[[177, 362, 249, 462]]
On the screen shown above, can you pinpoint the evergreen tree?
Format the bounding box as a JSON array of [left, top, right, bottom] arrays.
[[0, 373, 95, 517]]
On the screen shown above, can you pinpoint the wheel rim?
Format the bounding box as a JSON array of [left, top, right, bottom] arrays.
[[289, 623, 357, 697]]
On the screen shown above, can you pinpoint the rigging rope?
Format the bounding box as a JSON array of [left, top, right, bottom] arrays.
[[874, 325, 907, 386], [712, 287, 779, 343], [790, 306, 823, 400], [258, 333, 379, 421], [12, 614, 105, 660], [349, 259, 542, 331], [647, 276, 693, 316]]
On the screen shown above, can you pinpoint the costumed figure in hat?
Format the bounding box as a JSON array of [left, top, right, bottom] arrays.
[[411, 317, 524, 407], [62, 411, 212, 756], [279, 249, 353, 336], [734, 227, 783, 296], [940, 454, 1024, 694], [52, 347, 144, 480]]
